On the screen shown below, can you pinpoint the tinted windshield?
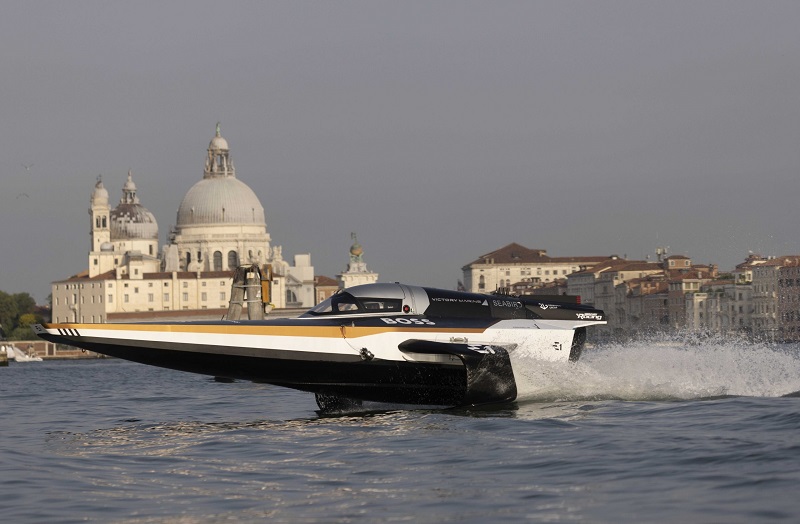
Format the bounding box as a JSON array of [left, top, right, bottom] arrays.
[[303, 293, 402, 316]]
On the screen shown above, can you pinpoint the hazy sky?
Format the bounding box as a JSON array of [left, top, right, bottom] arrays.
[[2, 1, 800, 303]]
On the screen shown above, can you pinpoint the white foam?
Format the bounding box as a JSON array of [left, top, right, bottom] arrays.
[[514, 339, 800, 402]]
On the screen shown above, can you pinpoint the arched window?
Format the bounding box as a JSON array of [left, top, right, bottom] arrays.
[[102, 216, 107, 228], [186, 252, 192, 267], [479, 275, 486, 290], [286, 289, 298, 305], [213, 251, 222, 271], [227, 250, 239, 269]]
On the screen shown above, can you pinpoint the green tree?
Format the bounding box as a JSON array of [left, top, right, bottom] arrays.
[[9, 324, 37, 340], [0, 291, 19, 338], [18, 313, 37, 325], [0, 290, 37, 339], [13, 293, 36, 315], [8, 309, 41, 341]]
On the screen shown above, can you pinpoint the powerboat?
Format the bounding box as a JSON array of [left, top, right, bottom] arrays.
[[34, 283, 605, 410]]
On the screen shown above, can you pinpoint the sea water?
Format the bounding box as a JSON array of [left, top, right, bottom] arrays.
[[2, 340, 799, 523]]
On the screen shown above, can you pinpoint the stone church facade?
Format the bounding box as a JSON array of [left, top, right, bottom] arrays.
[[52, 125, 315, 323]]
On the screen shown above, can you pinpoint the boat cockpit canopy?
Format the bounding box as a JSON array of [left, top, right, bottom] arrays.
[[302, 292, 403, 317]]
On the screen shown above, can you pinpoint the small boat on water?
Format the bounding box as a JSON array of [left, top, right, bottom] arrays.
[[1, 344, 43, 362], [34, 283, 605, 410]]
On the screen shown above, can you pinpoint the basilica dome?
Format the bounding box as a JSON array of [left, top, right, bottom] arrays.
[[176, 176, 265, 226], [110, 171, 159, 240], [175, 124, 266, 227]]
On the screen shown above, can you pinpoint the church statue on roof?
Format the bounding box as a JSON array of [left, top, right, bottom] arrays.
[[349, 232, 364, 263], [338, 232, 378, 289]]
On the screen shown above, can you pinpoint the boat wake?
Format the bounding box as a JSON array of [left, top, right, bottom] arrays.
[[513, 339, 800, 402]]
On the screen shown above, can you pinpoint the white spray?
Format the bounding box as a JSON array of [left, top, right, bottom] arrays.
[[514, 338, 800, 402]]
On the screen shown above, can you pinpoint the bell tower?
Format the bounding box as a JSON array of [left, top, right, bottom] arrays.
[[89, 176, 110, 251], [89, 176, 112, 277]]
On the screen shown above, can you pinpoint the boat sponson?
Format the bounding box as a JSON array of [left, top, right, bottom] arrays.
[[398, 339, 517, 405]]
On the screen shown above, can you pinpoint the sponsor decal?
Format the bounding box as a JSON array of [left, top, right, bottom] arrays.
[[492, 299, 523, 309], [539, 303, 560, 310], [380, 318, 436, 326], [576, 313, 603, 320], [431, 297, 485, 305], [553, 342, 563, 351], [468, 345, 496, 354]]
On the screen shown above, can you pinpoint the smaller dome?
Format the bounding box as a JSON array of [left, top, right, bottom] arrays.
[[209, 122, 229, 151], [92, 178, 109, 204], [209, 135, 229, 151], [122, 173, 136, 192], [110, 203, 159, 240], [110, 172, 157, 240]]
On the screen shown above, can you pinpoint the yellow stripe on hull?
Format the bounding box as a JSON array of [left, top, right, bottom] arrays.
[[42, 323, 489, 339]]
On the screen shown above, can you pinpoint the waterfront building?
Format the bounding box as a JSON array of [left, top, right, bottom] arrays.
[[617, 275, 670, 337], [337, 233, 378, 289], [664, 254, 692, 271], [732, 254, 762, 283], [638, 280, 671, 332], [710, 254, 766, 339], [684, 281, 725, 334], [659, 256, 717, 330], [564, 252, 719, 339], [778, 259, 800, 341], [461, 243, 612, 294], [566, 257, 638, 305], [590, 261, 666, 339], [750, 256, 795, 341], [667, 273, 717, 330], [52, 126, 316, 323], [745, 255, 800, 341], [619, 253, 761, 340], [509, 278, 568, 296], [684, 279, 753, 337], [687, 255, 762, 337], [314, 275, 339, 304]]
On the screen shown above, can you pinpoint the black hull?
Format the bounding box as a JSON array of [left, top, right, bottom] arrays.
[[42, 335, 469, 406]]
